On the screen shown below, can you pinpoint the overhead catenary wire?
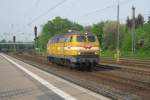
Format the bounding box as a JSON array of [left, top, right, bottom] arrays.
[[78, 0, 135, 19], [28, 0, 67, 25]]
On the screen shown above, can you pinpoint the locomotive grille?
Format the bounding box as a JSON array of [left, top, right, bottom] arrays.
[[80, 52, 95, 55]]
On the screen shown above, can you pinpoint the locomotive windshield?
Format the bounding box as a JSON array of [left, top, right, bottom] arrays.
[[87, 36, 96, 42], [77, 35, 96, 42], [77, 36, 86, 42]]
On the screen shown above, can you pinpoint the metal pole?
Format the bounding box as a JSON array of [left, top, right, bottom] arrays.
[[116, 1, 120, 62], [132, 6, 135, 53]]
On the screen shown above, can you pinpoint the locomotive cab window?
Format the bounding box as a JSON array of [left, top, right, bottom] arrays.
[[59, 37, 66, 43], [77, 36, 86, 42], [52, 38, 59, 43], [87, 36, 96, 42], [77, 35, 96, 42]]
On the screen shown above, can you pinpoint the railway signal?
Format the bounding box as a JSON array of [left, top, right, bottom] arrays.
[[13, 36, 16, 43], [34, 26, 39, 52], [148, 16, 150, 23], [13, 36, 16, 51], [34, 26, 37, 39]]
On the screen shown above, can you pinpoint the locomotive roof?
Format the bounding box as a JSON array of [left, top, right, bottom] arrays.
[[51, 32, 94, 39]]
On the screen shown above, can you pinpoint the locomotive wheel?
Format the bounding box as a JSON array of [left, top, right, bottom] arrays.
[[87, 66, 92, 72]]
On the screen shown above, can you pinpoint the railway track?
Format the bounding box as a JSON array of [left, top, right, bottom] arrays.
[[92, 71, 150, 89], [101, 57, 150, 68], [97, 64, 150, 76], [10, 53, 150, 100]]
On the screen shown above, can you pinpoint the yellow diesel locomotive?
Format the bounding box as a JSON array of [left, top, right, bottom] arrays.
[[47, 32, 100, 71]]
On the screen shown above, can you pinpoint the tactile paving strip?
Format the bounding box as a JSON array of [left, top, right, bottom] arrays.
[[0, 86, 41, 99]]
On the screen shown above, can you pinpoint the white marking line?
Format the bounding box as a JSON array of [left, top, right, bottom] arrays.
[[43, 71, 111, 100], [1, 54, 77, 100]]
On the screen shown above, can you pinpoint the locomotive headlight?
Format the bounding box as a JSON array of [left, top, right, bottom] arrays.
[[78, 52, 81, 55]]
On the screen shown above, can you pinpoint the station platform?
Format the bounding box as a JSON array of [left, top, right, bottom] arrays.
[[0, 53, 110, 100]]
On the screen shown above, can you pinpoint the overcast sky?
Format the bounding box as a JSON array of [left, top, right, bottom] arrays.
[[0, 0, 150, 42]]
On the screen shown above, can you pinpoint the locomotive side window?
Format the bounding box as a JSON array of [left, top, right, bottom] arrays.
[[51, 39, 54, 43], [48, 40, 52, 44], [66, 36, 72, 42], [77, 36, 86, 42], [87, 36, 96, 42], [52, 38, 59, 43], [59, 37, 66, 43]]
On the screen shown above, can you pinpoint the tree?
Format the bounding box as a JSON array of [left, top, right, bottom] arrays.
[[0, 39, 6, 43], [103, 21, 125, 50], [103, 21, 118, 49], [148, 16, 150, 23], [91, 22, 104, 46], [126, 16, 132, 29], [37, 16, 83, 52], [126, 14, 144, 29], [136, 14, 144, 27], [84, 26, 92, 32]]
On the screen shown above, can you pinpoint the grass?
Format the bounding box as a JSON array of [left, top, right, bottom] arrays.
[[101, 50, 150, 60]]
